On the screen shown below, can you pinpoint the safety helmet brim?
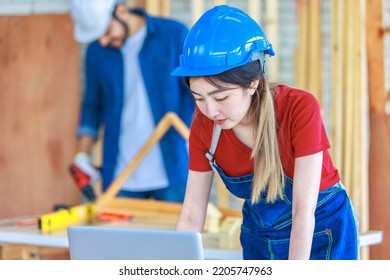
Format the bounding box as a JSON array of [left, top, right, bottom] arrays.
[[171, 64, 233, 77]]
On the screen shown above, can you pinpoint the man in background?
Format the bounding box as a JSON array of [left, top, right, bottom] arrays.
[[69, 0, 194, 202]]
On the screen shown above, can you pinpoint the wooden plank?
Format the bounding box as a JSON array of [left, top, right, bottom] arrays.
[[100, 197, 242, 219], [161, 0, 170, 17], [330, 0, 371, 259], [191, 0, 204, 25], [248, 0, 261, 23], [295, 0, 308, 89], [341, 0, 354, 192], [0, 15, 80, 219], [366, 0, 386, 113], [0, 243, 70, 260], [330, 0, 344, 168], [214, 0, 227, 5], [145, 0, 170, 17], [95, 113, 189, 210], [295, 0, 322, 101], [266, 0, 279, 82], [218, 207, 241, 218], [307, 0, 322, 102], [0, 244, 39, 260], [369, 113, 390, 259], [366, 0, 390, 260], [349, 0, 370, 259], [104, 197, 182, 214], [145, 0, 161, 16]]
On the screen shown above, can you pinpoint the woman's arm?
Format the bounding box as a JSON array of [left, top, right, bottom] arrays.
[[176, 170, 214, 232], [289, 151, 323, 259]]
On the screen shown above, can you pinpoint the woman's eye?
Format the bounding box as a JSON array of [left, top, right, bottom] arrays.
[[215, 96, 228, 102], [192, 95, 202, 102]]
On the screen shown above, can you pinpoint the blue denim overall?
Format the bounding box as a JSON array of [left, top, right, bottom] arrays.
[[206, 126, 359, 260]]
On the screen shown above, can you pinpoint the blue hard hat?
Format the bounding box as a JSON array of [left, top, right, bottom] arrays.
[[171, 5, 275, 77]]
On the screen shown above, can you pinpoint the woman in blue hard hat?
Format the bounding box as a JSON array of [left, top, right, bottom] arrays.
[[172, 5, 359, 260]]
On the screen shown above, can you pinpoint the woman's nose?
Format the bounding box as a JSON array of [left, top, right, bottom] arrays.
[[206, 100, 219, 118]]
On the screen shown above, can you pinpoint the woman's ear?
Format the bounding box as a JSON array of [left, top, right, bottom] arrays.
[[249, 79, 260, 96]]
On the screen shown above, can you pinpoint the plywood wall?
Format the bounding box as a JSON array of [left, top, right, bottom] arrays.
[[0, 14, 81, 219], [366, 0, 390, 260], [368, 113, 390, 259]]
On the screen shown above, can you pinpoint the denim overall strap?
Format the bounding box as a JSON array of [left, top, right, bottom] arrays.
[[205, 125, 222, 172]]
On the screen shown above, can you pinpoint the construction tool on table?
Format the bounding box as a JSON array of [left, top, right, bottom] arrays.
[[0, 204, 95, 233], [0, 215, 39, 228], [38, 204, 96, 233], [69, 162, 99, 202]]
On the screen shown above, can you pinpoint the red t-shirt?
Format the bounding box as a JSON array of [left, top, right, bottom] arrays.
[[188, 85, 340, 191]]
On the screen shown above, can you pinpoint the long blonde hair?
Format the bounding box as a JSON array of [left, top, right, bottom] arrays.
[[202, 61, 285, 204], [248, 75, 284, 203]]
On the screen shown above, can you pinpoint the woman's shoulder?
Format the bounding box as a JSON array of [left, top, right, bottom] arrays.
[[272, 84, 321, 108]]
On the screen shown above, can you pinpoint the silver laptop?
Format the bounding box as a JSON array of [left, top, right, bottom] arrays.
[[67, 226, 204, 260]]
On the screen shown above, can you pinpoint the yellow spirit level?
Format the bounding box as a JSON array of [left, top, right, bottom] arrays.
[[39, 204, 95, 233]]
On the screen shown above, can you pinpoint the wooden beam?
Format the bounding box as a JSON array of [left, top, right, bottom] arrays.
[[366, 0, 386, 113], [367, 0, 390, 260], [214, 0, 227, 5], [161, 0, 170, 17], [248, 0, 261, 23], [330, 0, 344, 167], [329, 0, 371, 259], [191, 0, 204, 25], [342, 0, 354, 191], [307, 0, 322, 102], [266, 0, 279, 82], [295, 0, 308, 89], [349, 0, 370, 260], [369, 113, 390, 259], [95, 113, 189, 209], [145, 0, 169, 17]]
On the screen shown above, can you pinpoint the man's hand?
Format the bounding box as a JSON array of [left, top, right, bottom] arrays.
[[69, 152, 100, 202]]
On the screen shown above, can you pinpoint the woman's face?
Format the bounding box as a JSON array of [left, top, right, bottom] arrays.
[[189, 77, 258, 129]]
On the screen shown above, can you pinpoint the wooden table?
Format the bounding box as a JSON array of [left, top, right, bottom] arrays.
[[0, 216, 383, 260], [0, 217, 243, 260]]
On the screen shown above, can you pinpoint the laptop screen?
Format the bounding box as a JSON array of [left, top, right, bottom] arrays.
[[67, 226, 204, 260]]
